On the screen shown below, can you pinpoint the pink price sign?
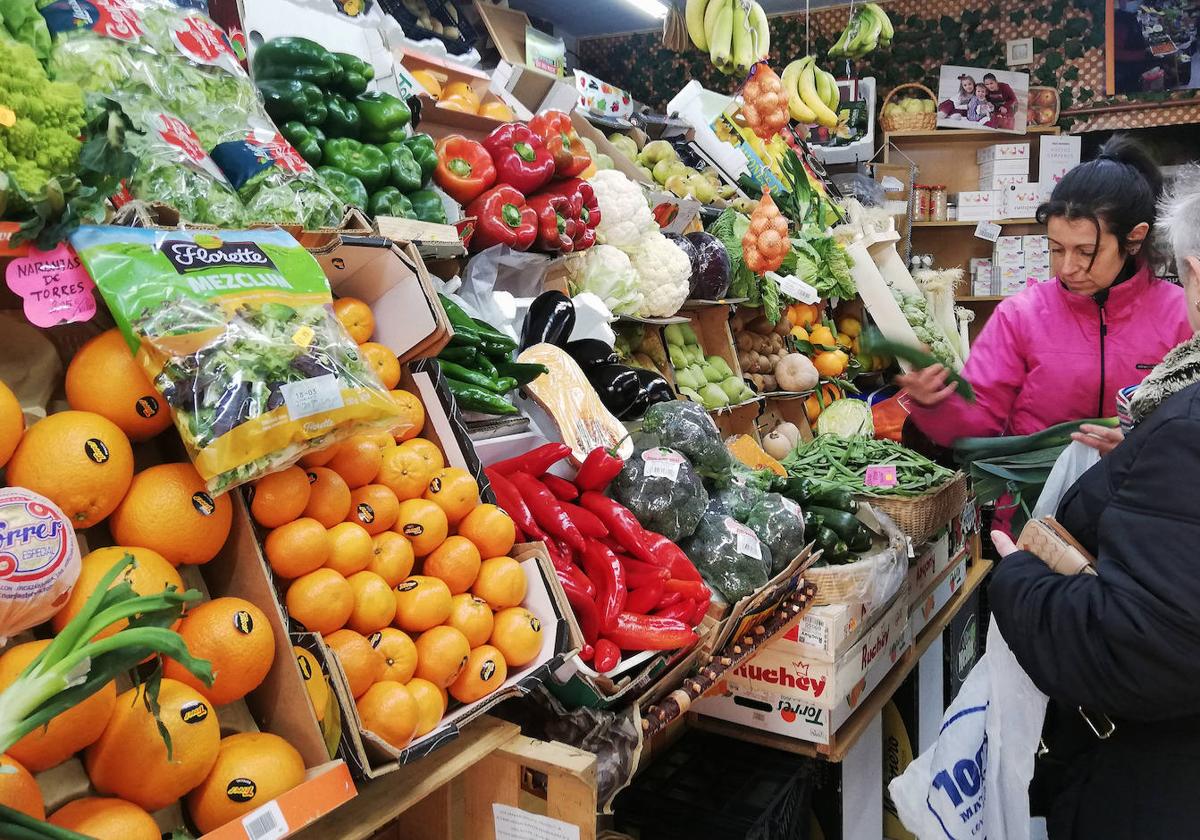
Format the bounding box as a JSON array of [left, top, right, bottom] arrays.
[[5, 243, 96, 328], [865, 465, 899, 489]]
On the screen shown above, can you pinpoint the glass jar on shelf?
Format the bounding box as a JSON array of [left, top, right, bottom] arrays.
[[930, 185, 948, 221], [912, 185, 931, 222]]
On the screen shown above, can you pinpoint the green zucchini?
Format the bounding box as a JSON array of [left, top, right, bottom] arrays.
[[809, 506, 872, 553], [860, 331, 975, 402]]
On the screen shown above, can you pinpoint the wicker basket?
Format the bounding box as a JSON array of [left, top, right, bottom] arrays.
[[806, 506, 908, 606], [859, 471, 969, 546], [880, 83, 939, 132]]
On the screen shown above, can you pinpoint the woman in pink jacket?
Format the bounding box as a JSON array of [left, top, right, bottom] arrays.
[[899, 138, 1191, 459]]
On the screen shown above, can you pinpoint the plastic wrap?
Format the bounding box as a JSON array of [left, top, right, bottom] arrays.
[[681, 500, 771, 603], [611, 447, 707, 542], [0, 488, 81, 641]]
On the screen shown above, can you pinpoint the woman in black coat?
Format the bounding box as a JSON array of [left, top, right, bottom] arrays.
[[989, 170, 1200, 839]]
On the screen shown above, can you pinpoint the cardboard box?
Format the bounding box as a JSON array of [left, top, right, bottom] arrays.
[[999, 267, 1028, 295], [1039, 135, 1082, 186], [1001, 183, 1045, 219], [972, 272, 998, 296], [976, 142, 1030, 163], [954, 190, 1001, 221], [904, 533, 952, 606], [1022, 234, 1049, 251], [994, 235, 1024, 254], [787, 581, 908, 663], [910, 555, 968, 637], [475, 2, 576, 115], [978, 158, 1030, 177], [978, 172, 1028, 191]]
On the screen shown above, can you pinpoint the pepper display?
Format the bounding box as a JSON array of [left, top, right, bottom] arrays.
[[402, 134, 438, 185], [316, 166, 368, 209], [280, 122, 324, 167], [465, 185, 537, 253], [322, 93, 361, 138], [528, 110, 592, 179], [506, 472, 586, 555], [322, 138, 389, 192], [482, 123, 555, 194], [368, 187, 413, 218], [332, 53, 373, 97], [252, 36, 341, 86], [380, 143, 423, 193], [407, 189, 447, 224], [434, 135, 497, 205], [355, 91, 412, 143], [525, 192, 576, 252]]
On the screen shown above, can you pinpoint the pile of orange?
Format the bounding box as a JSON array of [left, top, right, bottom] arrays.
[[333, 296, 402, 391]]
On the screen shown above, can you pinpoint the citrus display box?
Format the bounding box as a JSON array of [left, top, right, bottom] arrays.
[[904, 532, 952, 610], [789, 579, 909, 664]]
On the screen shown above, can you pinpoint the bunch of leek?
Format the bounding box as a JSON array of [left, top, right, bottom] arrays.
[[0, 554, 212, 839]]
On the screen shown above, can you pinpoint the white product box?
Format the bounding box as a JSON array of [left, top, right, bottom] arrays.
[[995, 235, 1024, 254], [999, 268, 1029, 295], [977, 142, 1030, 163], [994, 257, 1026, 274], [955, 190, 1001, 221], [910, 556, 968, 637], [1027, 265, 1052, 283], [1002, 183, 1045, 219], [788, 582, 908, 663], [972, 272, 998, 296], [1023, 234, 1049, 250], [978, 173, 1028, 191], [1025, 250, 1051, 268], [978, 158, 1031, 177], [905, 534, 952, 605], [1039, 135, 1082, 186], [969, 257, 993, 274]]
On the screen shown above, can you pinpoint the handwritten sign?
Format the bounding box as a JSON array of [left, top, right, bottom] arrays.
[[5, 243, 96, 327], [865, 465, 899, 489]]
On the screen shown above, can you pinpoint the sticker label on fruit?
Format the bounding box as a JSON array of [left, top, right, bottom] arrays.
[[0, 488, 81, 638], [728, 518, 762, 560], [280, 374, 344, 420], [642, 448, 684, 481]]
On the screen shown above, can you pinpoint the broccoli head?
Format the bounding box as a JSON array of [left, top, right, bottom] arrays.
[[612, 446, 707, 542], [638, 400, 732, 480]]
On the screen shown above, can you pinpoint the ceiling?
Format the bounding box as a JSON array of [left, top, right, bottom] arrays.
[[507, 0, 845, 40]]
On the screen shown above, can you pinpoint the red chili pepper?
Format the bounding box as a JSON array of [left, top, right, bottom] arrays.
[[620, 557, 670, 578], [484, 468, 545, 541], [653, 600, 694, 622], [574, 445, 625, 493], [482, 123, 556, 194], [593, 638, 622, 674], [528, 110, 592, 179], [554, 560, 595, 598], [664, 579, 710, 601], [579, 491, 662, 567], [581, 542, 626, 632], [641, 531, 702, 581], [624, 566, 669, 589], [579, 643, 594, 662], [539, 473, 579, 502], [507, 472, 586, 555], [433, 135, 496, 205], [690, 597, 710, 627], [557, 574, 599, 644], [559, 502, 606, 537], [540, 178, 600, 251], [605, 612, 699, 651], [655, 590, 685, 609], [465, 185, 537, 253], [625, 580, 665, 615], [488, 443, 570, 477], [525, 192, 577, 252]]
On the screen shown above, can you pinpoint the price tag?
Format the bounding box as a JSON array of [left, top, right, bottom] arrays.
[[974, 220, 1002, 242], [865, 465, 899, 489], [281, 374, 344, 420], [5, 243, 96, 327], [769, 271, 819, 304], [728, 519, 762, 560], [642, 448, 683, 482]]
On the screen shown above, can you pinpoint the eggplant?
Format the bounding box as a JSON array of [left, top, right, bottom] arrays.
[[685, 232, 731, 300], [665, 232, 700, 294], [618, 369, 676, 420], [520, 291, 576, 351], [564, 338, 619, 370], [586, 363, 641, 418]]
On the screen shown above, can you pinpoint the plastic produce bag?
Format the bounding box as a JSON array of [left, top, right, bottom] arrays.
[[0, 488, 81, 641], [636, 400, 731, 480], [682, 500, 771, 603], [71, 225, 402, 494], [890, 617, 1047, 840], [611, 446, 707, 542], [1031, 441, 1100, 520]]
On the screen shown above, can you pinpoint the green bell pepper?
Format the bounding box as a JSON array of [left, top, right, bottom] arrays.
[[333, 52, 373, 96], [257, 79, 327, 126], [252, 37, 342, 86], [381, 142, 422, 193], [280, 121, 325, 167], [323, 93, 361, 138], [369, 187, 414, 218], [402, 133, 437, 185], [407, 189, 447, 224], [322, 138, 390, 193], [318, 166, 369, 209], [355, 91, 411, 143]]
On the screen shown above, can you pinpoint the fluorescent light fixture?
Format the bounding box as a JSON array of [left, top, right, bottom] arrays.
[[621, 0, 669, 18]]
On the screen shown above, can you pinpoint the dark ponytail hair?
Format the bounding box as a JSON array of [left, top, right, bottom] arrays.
[[1035, 135, 1161, 266]]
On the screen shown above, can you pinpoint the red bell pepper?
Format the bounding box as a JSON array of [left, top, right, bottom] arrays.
[[539, 473, 579, 501], [593, 638, 621, 674], [653, 600, 694, 622], [525, 192, 577, 253], [507, 472, 586, 554], [528, 110, 591, 179], [655, 590, 685, 609], [641, 531, 702, 581], [540, 179, 600, 251], [574, 445, 624, 493], [579, 492, 663, 568], [488, 443, 569, 476], [484, 468, 545, 541], [482, 123, 555, 194], [581, 542, 627, 632], [625, 580, 665, 615], [433, 135, 496, 204], [465, 185, 537, 253], [604, 612, 699, 651], [557, 573, 599, 644], [559, 502, 606, 537]]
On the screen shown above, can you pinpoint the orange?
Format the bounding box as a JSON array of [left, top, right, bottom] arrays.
[[329, 434, 385, 489], [356, 681, 418, 749], [49, 797, 159, 840], [186, 732, 305, 835], [423, 535, 481, 595], [803, 383, 843, 424], [52, 546, 184, 638], [389, 390, 424, 442], [265, 517, 329, 578], [0, 378, 24, 468], [326, 628, 386, 698], [324, 521, 373, 576], [449, 645, 507, 704], [442, 81, 480, 110], [303, 466, 352, 527], [347, 483, 400, 535], [359, 342, 401, 389], [368, 532, 414, 586], [7, 410, 133, 528], [250, 466, 311, 528], [85, 679, 220, 812], [393, 498, 448, 557], [369, 627, 417, 683], [478, 100, 516, 121], [333, 297, 375, 344], [447, 594, 495, 648], [456, 503, 516, 559], [393, 575, 452, 633], [0, 755, 43, 820], [164, 597, 276, 706], [808, 324, 836, 347], [423, 466, 479, 526], [813, 349, 849, 378], [490, 607, 544, 669], [399, 437, 444, 474], [0, 640, 116, 772], [406, 678, 447, 737], [412, 625, 470, 688], [471, 556, 527, 609], [347, 571, 398, 634], [410, 68, 442, 97], [286, 568, 354, 635], [65, 329, 173, 442], [299, 444, 339, 468], [294, 646, 329, 722], [377, 442, 438, 502], [109, 462, 232, 565]]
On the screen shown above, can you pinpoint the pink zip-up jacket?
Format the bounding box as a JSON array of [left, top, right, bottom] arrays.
[[909, 265, 1190, 447]]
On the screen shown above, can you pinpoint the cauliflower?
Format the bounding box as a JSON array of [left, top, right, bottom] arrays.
[[564, 244, 643, 316], [588, 169, 654, 248], [626, 232, 691, 318]]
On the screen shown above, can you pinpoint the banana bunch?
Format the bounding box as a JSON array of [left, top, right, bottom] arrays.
[[780, 57, 840, 128], [686, 0, 770, 75], [828, 2, 893, 59]]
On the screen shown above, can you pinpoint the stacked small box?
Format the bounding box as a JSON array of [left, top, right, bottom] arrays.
[[969, 258, 995, 296], [993, 236, 1026, 296], [954, 190, 1002, 222], [1039, 135, 1083, 186], [1001, 182, 1045, 219], [977, 143, 1031, 191], [1024, 235, 1051, 283]]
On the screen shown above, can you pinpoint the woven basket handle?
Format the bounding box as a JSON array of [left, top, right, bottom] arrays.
[[881, 82, 938, 111]]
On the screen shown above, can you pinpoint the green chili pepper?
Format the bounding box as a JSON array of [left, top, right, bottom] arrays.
[[445, 378, 519, 415], [280, 121, 324, 166]]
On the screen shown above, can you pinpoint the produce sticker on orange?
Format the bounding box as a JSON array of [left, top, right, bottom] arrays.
[[0, 487, 81, 638]]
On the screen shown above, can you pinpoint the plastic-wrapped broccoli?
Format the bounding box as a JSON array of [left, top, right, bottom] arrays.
[[745, 492, 806, 574], [683, 502, 772, 603], [714, 483, 758, 521], [637, 400, 731, 480], [611, 447, 707, 542]]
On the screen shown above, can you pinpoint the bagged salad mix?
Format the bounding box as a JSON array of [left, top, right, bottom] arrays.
[[70, 225, 403, 493]]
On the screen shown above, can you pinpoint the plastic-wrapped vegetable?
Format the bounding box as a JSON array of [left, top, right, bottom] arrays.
[[744, 492, 805, 574], [611, 447, 707, 542], [71, 225, 402, 494], [682, 501, 771, 603], [637, 400, 731, 480]]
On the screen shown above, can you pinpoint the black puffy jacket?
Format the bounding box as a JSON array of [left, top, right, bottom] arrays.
[[990, 380, 1200, 840]]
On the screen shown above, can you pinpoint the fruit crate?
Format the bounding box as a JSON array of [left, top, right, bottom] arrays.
[[665, 303, 759, 414], [380, 0, 476, 55]]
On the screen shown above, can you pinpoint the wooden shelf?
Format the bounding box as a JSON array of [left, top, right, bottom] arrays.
[[884, 125, 1059, 141], [911, 218, 1040, 227], [691, 557, 993, 763], [957, 295, 1005, 303]]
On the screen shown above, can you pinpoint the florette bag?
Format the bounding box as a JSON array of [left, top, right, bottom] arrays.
[[71, 225, 402, 494]]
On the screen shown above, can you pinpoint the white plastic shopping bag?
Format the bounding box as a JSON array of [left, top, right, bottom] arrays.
[[1031, 441, 1100, 521], [890, 618, 1048, 839]]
